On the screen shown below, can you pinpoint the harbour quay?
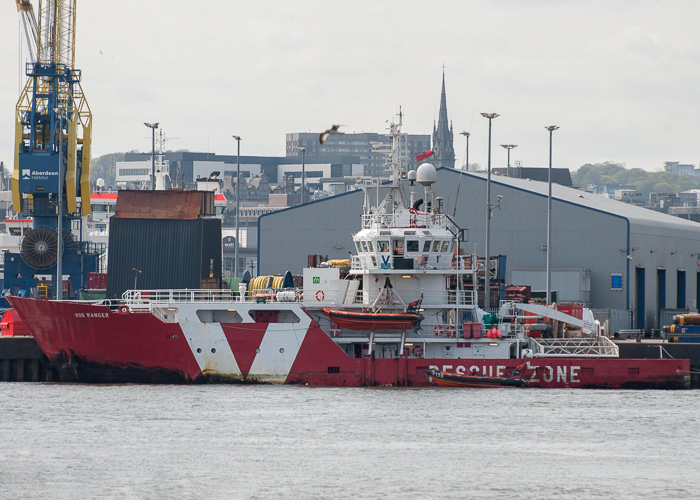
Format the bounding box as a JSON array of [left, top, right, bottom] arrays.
[[0, 336, 58, 382], [616, 339, 700, 388]]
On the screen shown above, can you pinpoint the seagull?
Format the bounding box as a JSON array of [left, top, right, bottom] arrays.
[[319, 124, 342, 145]]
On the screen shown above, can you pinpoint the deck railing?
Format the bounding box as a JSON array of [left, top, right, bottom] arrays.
[[361, 212, 447, 229], [527, 337, 619, 358]]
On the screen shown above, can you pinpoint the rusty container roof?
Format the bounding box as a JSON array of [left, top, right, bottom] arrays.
[[114, 190, 214, 220]]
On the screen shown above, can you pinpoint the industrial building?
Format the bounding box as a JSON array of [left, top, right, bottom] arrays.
[[116, 151, 363, 192], [285, 132, 430, 177], [259, 167, 700, 334]]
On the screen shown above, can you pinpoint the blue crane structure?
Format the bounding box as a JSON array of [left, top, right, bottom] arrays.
[[4, 0, 101, 302]]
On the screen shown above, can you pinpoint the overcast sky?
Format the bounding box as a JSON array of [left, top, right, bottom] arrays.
[[1, 0, 699, 173]]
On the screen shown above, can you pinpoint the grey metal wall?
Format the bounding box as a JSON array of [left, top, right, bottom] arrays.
[[444, 175, 629, 312], [106, 218, 222, 298], [258, 191, 364, 275]]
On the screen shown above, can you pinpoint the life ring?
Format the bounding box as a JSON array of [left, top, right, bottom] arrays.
[[445, 325, 456, 338], [434, 324, 445, 336], [524, 324, 530, 336], [330, 322, 341, 337], [412, 344, 424, 357], [118, 305, 130, 313], [315, 290, 325, 301]]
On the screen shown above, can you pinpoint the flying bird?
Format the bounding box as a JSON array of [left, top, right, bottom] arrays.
[[319, 124, 342, 145]]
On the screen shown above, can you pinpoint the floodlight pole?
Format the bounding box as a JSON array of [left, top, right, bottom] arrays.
[[545, 125, 560, 305], [481, 112, 499, 312], [54, 107, 66, 300], [232, 135, 241, 278], [144, 122, 159, 190]]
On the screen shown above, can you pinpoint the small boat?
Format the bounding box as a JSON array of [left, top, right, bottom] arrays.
[[425, 368, 531, 388], [321, 307, 423, 331]]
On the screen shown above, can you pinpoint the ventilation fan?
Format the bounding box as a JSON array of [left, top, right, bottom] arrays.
[[21, 227, 58, 269]]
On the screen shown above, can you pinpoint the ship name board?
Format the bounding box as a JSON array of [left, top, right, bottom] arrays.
[[74, 312, 110, 318], [432, 364, 581, 384]]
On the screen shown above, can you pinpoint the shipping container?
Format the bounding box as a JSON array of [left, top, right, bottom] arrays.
[[106, 217, 222, 298], [87, 272, 107, 290]]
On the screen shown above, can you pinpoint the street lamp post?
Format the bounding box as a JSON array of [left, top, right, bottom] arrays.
[[232, 135, 241, 278], [54, 107, 66, 300], [298, 147, 306, 204], [459, 131, 470, 170], [481, 112, 499, 312], [500, 144, 517, 177], [545, 125, 560, 305], [144, 122, 159, 190]]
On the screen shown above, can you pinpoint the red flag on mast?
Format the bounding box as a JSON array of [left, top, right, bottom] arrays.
[[415, 150, 434, 161]]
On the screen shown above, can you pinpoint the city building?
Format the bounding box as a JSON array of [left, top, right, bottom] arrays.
[[664, 161, 697, 176], [117, 151, 363, 193], [285, 132, 430, 178]]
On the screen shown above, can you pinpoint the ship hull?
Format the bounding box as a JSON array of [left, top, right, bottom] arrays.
[[8, 296, 691, 389]]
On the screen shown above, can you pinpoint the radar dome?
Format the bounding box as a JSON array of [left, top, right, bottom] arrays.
[[96, 178, 105, 188], [416, 163, 436, 186], [407, 170, 417, 182]]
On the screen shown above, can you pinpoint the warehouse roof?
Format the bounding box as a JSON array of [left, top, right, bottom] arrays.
[[458, 169, 700, 232]]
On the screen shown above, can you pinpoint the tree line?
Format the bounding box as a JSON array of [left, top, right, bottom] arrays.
[[572, 162, 700, 198]]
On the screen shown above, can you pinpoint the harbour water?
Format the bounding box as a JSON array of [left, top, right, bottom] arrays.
[[1, 384, 699, 500]]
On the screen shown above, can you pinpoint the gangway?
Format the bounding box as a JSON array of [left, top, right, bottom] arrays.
[[514, 302, 599, 333]]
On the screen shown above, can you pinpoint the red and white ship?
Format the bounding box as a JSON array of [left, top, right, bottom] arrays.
[[7, 115, 691, 388]]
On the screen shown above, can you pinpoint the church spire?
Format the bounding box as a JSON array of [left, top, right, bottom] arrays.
[[432, 69, 455, 168]]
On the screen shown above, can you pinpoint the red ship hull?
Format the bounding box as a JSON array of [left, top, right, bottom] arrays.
[[8, 296, 691, 389]]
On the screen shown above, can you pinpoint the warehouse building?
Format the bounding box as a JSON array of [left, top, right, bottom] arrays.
[[258, 167, 700, 333]]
